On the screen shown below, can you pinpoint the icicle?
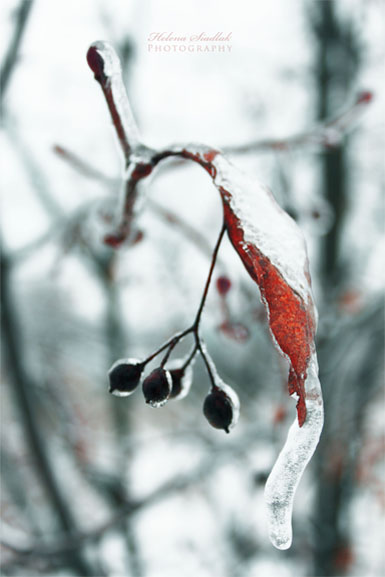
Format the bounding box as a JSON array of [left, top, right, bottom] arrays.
[[264, 354, 324, 549]]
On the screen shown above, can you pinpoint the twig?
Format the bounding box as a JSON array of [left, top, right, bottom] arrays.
[[86, 41, 141, 162], [222, 91, 373, 155], [53, 145, 115, 185], [138, 222, 226, 383], [8, 128, 63, 218], [0, 0, 34, 112]]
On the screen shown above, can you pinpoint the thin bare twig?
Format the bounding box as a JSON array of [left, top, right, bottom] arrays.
[[0, 0, 34, 112]]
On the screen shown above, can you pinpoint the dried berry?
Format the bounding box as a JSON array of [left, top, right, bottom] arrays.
[[169, 368, 184, 398], [168, 363, 193, 400], [142, 368, 172, 407], [108, 359, 144, 397], [203, 388, 235, 433]]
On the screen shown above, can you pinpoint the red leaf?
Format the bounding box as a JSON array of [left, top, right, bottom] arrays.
[[181, 146, 316, 426]]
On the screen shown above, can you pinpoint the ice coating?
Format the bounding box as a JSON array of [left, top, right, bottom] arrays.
[[179, 144, 313, 307], [213, 155, 312, 306], [264, 354, 323, 549], [87, 41, 140, 155], [108, 357, 143, 397]]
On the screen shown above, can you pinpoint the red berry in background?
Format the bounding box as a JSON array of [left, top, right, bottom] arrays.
[[203, 388, 234, 433], [216, 275, 232, 296], [356, 90, 373, 105], [108, 359, 144, 397], [219, 321, 250, 343], [142, 368, 172, 407]]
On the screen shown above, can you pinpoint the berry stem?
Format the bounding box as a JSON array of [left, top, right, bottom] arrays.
[[143, 222, 226, 370], [143, 328, 192, 365], [192, 222, 226, 330], [181, 345, 198, 370], [134, 221, 226, 396], [195, 338, 216, 387], [160, 337, 180, 368]]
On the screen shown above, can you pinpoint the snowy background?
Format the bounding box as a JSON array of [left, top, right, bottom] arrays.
[[1, 0, 384, 576]]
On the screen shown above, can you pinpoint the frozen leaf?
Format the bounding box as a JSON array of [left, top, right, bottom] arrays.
[[174, 145, 323, 548], [179, 144, 317, 426]]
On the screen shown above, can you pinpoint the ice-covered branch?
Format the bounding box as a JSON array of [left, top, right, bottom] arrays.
[[86, 41, 141, 162], [223, 91, 373, 155]]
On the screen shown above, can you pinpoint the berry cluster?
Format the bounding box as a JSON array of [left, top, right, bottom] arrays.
[[108, 331, 239, 433], [108, 224, 240, 433]]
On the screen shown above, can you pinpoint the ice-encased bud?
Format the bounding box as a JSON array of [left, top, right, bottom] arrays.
[[86, 41, 122, 84], [203, 387, 237, 433], [142, 368, 172, 407], [108, 358, 144, 397]]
